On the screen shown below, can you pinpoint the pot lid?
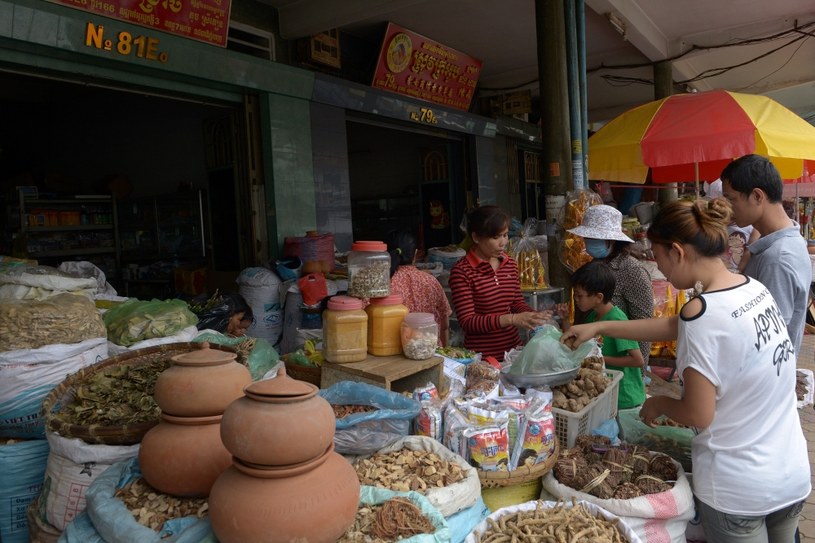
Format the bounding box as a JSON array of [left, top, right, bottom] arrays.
[[171, 342, 237, 366], [244, 367, 318, 399]]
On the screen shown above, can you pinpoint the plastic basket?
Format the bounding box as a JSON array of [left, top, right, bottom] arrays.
[[551, 369, 623, 449]]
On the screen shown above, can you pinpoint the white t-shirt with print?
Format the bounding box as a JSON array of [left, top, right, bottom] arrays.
[[676, 277, 810, 515]]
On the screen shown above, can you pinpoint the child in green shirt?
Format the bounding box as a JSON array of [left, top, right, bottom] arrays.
[[560, 260, 646, 409]]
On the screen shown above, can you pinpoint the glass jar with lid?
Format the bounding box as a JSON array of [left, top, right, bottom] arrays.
[[366, 294, 409, 356], [322, 295, 368, 363], [347, 241, 391, 299], [400, 312, 438, 360]]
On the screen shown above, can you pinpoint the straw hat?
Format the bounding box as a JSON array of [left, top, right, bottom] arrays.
[[567, 205, 633, 242]]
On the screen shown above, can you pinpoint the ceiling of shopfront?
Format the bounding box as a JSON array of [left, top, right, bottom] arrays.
[[261, 0, 815, 126]]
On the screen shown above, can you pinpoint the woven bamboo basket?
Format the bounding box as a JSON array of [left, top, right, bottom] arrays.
[[41, 342, 237, 445], [477, 436, 560, 489], [284, 359, 322, 387]]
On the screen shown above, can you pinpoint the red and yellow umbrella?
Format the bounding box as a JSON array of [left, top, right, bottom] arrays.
[[589, 89, 815, 184]]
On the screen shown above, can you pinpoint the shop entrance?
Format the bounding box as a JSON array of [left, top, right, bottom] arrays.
[[346, 118, 467, 253], [0, 70, 254, 298]]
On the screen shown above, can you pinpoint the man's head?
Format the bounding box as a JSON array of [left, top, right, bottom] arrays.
[[570, 260, 616, 313], [720, 154, 784, 228]]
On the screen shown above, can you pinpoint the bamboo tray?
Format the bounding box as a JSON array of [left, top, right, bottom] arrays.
[[41, 342, 236, 445], [478, 437, 560, 489]]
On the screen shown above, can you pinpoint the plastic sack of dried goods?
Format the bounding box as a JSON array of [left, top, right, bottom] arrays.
[[337, 486, 450, 543], [103, 299, 198, 347], [0, 438, 50, 543], [319, 381, 421, 455]]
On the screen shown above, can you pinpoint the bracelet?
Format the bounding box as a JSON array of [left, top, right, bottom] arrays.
[[509, 313, 515, 327]]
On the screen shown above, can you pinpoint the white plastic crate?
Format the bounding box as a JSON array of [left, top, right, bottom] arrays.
[[551, 369, 623, 449]]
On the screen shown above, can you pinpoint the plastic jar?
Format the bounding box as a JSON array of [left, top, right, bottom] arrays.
[[322, 295, 368, 363], [400, 312, 439, 360], [347, 241, 391, 298], [366, 294, 409, 356]]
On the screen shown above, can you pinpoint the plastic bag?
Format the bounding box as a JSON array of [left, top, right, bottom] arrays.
[[556, 189, 603, 272], [297, 273, 328, 306], [509, 324, 597, 375], [509, 218, 548, 289], [78, 457, 211, 543], [318, 382, 421, 455], [617, 408, 693, 473], [103, 299, 198, 346], [193, 331, 279, 381], [339, 486, 450, 543]]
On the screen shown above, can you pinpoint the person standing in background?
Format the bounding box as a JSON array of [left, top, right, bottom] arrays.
[[385, 230, 452, 346], [566, 205, 654, 367], [449, 205, 552, 361], [721, 154, 811, 356]]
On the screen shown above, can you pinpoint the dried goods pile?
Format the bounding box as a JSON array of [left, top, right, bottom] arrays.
[[52, 356, 171, 427], [551, 358, 610, 412], [354, 449, 466, 493], [333, 404, 377, 418], [0, 293, 106, 351], [553, 435, 677, 500], [114, 477, 208, 531], [337, 497, 436, 542], [474, 499, 629, 543]]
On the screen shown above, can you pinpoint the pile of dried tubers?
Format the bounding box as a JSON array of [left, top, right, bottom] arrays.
[[551, 357, 610, 412], [353, 449, 466, 493], [114, 477, 208, 531]]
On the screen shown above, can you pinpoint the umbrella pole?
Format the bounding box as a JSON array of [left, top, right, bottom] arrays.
[[695, 163, 700, 199]]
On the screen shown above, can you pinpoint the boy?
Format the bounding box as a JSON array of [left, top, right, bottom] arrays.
[[561, 260, 646, 409]]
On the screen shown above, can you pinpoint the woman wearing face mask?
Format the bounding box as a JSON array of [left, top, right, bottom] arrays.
[[566, 205, 654, 366], [449, 205, 553, 362]]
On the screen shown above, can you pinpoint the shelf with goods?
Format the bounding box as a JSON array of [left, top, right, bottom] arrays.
[[117, 190, 207, 298], [13, 189, 119, 276]]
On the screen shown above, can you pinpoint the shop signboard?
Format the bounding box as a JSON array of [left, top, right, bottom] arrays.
[[49, 0, 232, 47], [371, 22, 482, 112]]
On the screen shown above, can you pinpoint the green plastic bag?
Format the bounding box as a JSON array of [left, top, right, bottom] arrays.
[[509, 324, 597, 375], [617, 407, 694, 473], [193, 332, 279, 381], [103, 299, 198, 347]]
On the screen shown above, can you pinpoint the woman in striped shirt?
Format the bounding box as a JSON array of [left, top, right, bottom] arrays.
[[449, 206, 553, 361]]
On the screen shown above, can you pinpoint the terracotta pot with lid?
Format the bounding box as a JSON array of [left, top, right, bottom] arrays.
[[138, 413, 232, 497], [220, 367, 336, 466], [154, 342, 251, 417], [209, 443, 360, 543]]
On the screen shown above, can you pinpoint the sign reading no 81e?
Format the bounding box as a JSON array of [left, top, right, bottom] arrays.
[[49, 0, 231, 47]]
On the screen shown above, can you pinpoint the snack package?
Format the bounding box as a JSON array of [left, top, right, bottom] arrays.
[[509, 399, 556, 470], [464, 421, 510, 472], [443, 403, 470, 461], [414, 400, 442, 441], [413, 382, 439, 403]]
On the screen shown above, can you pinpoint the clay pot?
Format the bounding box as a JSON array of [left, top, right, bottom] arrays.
[[154, 342, 251, 417], [209, 445, 360, 543], [138, 413, 232, 497], [220, 367, 336, 466]]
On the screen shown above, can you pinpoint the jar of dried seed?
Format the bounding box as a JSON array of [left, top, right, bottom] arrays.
[[347, 241, 390, 298], [401, 312, 438, 360]]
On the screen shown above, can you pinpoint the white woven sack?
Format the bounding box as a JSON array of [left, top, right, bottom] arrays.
[[43, 431, 140, 530], [106, 325, 199, 356], [0, 337, 108, 437], [376, 435, 480, 517], [542, 456, 694, 543], [464, 499, 643, 543]]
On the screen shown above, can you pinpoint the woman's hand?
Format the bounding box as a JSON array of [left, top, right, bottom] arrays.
[[511, 310, 553, 330], [559, 322, 601, 350]]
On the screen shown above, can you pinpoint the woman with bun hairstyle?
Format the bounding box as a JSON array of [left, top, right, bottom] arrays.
[[561, 198, 809, 541], [449, 205, 552, 361]]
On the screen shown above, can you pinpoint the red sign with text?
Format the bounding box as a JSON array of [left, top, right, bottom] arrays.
[[371, 23, 482, 112], [50, 0, 231, 47]]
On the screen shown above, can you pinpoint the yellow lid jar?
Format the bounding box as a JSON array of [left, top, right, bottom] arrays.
[[365, 294, 409, 356], [322, 295, 368, 363]]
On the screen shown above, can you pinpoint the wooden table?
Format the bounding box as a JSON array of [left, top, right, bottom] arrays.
[[320, 354, 443, 393]]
